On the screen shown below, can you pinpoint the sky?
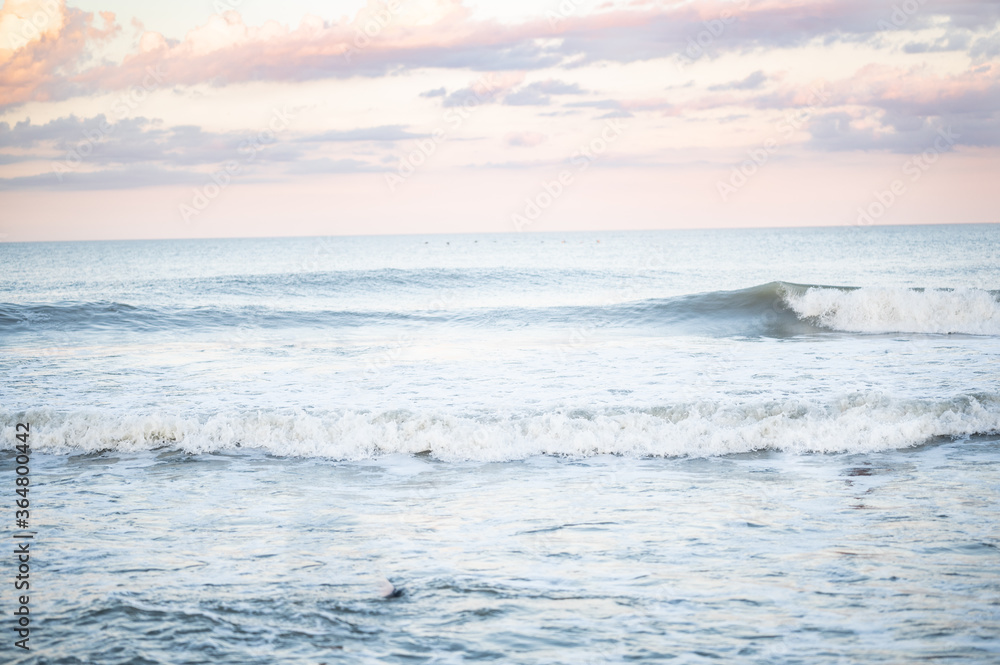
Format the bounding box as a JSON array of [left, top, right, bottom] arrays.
[[0, 0, 998, 241]]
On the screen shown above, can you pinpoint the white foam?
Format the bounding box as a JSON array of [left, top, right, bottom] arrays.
[[783, 286, 1000, 335], [4, 394, 998, 461]]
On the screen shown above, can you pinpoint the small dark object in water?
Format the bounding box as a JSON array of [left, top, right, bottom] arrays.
[[380, 578, 404, 599]]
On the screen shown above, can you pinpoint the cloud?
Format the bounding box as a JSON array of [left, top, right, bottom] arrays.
[[284, 157, 380, 174], [299, 125, 430, 142], [0, 115, 151, 148], [5, 0, 1000, 108], [0, 113, 312, 176], [503, 87, 551, 106], [548, 59, 1000, 147], [818, 63, 1000, 119], [0, 165, 202, 190], [564, 99, 623, 110], [805, 111, 956, 153], [562, 97, 660, 118], [709, 70, 767, 91], [598, 109, 633, 119], [533, 80, 585, 94], [903, 33, 970, 54], [0, 113, 436, 190], [970, 33, 1000, 60], [420, 87, 447, 98], [505, 131, 546, 147], [503, 79, 586, 106], [0, 0, 119, 108], [2, 0, 999, 186], [441, 72, 523, 107], [798, 63, 1000, 152], [806, 110, 999, 152]]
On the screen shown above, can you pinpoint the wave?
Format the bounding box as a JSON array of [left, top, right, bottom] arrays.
[[623, 282, 1000, 336], [781, 284, 1000, 335], [1, 282, 997, 337], [0, 301, 432, 331], [3, 394, 998, 461]]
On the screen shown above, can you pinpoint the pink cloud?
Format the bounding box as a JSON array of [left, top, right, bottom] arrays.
[[0, 1, 118, 107], [1, 0, 998, 113], [824, 63, 1000, 114]]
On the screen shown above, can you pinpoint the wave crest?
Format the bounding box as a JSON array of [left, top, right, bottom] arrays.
[[782, 285, 1000, 335], [4, 394, 998, 461]]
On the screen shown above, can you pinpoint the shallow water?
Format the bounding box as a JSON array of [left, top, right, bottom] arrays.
[[6, 436, 999, 664]]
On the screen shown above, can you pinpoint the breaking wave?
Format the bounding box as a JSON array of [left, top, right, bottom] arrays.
[[4, 393, 998, 462], [781, 284, 1000, 335]]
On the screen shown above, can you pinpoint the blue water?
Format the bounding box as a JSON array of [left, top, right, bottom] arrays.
[[2, 225, 999, 663]]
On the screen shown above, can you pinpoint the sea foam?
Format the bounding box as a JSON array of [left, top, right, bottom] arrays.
[[5, 393, 998, 462], [783, 285, 1000, 335]]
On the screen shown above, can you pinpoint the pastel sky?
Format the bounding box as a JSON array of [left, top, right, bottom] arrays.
[[0, 0, 998, 241]]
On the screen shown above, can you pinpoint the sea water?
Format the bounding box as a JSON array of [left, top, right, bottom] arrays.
[[1, 225, 999, 663]]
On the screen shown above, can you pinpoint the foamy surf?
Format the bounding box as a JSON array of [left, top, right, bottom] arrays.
[[781, 284, 1000, 335], [5, 394, 998, 462]]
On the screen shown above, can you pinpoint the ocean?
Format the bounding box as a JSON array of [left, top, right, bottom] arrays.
[[2, 224, 999, 663]]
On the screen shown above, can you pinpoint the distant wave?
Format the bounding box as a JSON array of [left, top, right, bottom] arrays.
[[1, 282, 997, 337], [0, 301, 432, 331], [4, 394, 998, 461]]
